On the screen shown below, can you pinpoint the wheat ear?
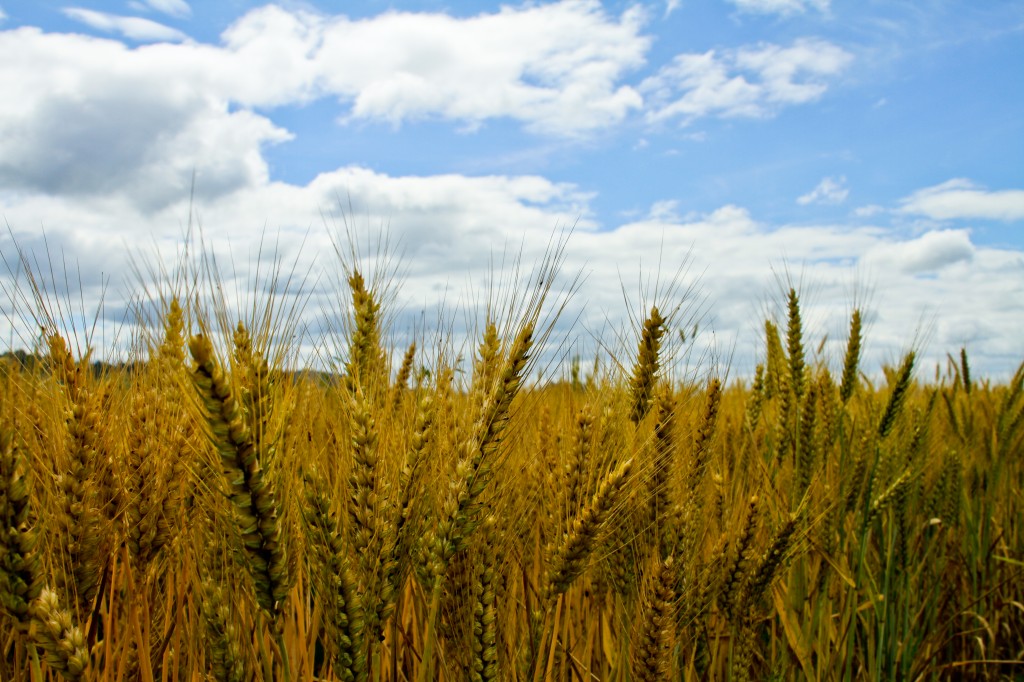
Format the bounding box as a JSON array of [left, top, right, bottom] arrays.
[[345, 270, 387, 395], [673, 378, 722, 560], [303, 469, 365, 681], [878, 351, 915, 439], [48, 334, 105, 613], [743, 512, 799, 611], [633, 555, 677, 682], [556, 406, 594, 535], [200, 578, 247, 682], [544, 457, 633, 599], [430, 322, 534, 578], [785, 288, 806, 400], [189, 333, 291, 619], [0, 428, 42, 627], [629, 307, 666, 425], [651, 390, 677, 560], [470, 517, 498, 682], [391, 340, 417, 412], [718, 495, 759, 621], [31, 588, 90, 681], [839, 309, 862, 403]]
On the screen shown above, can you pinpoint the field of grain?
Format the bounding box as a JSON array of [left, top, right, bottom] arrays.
[[1, 244, 1022, 681]]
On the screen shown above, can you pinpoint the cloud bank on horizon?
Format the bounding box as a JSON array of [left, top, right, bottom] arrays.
[[1, 0, 1022, 378]]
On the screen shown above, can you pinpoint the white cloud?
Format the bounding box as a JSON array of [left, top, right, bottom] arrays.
[[734, 40, 851, 104], [0, 7, 7, 23], [900, 179, 1024, 221], [62, 8, 188, 42], [854, 204, 884, 217], [47, 3, 649, 135], [0, 28, 291, 211], [665, 0, 683, 17], [641, 38, 851, 123], [2, 168, 1022, 379], [312, 2, 648, 134], [727, 0, 830, 16], [0, 2, 653, 217], [862, 229, 975, 274], [798, 176, 848, 205], [647, 199, 682, 221], [129, 0, 192, 18]]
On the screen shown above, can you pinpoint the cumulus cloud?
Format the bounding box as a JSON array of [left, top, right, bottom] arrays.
[[641, 38, 851, 123], [129, 0, 192, 18], [0, 28, 292, 211], [862, 229, 974, 274], [10, 3, 649, 142], [727, 0, 830, 15], [798, 176, 848, 205], [153, 2, 647, 131], [6, 164, 1021, 378], [900, 179, 1024, 221], [0, 2, 657, 210], [312, 2, 648, 134], [62, 8, 188, 42]]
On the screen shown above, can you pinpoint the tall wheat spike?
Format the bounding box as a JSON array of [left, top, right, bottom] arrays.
[[629, 306, 666, 425], [839, 309, 862, 403], [878, 351, 915, 439], [47, 334, 105, 614], [764, 320, 785, 399], [345, 270, 387, 396], [345, 386, 381, 575], [431, 321, 534, 577], [746, 364, 766, 426], [786, 288, 806, 400], [391, 340, 417, 413], [558, 406, 594, 535], [189, 333, 291, 620]]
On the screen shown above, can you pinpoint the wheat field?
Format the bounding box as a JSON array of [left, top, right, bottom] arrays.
[[0, 240, 1022, 681]]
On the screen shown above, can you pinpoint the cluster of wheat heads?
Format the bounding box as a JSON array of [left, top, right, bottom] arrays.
[[1, 247, 1022, 681]]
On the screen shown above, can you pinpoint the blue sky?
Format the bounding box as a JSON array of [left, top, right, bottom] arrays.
[[1, 0, 1023, 377]]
